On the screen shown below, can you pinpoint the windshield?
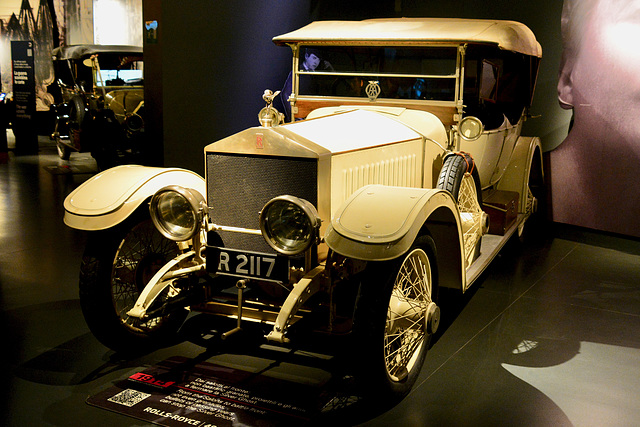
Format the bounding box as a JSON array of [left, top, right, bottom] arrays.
[[95, 57, 143, 87], [297, 46, 458, 101], [96, 68, 143, 87]]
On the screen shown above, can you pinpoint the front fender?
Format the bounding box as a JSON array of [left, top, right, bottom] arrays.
[[325, 184, 462, 261], [64, 165, 205, 230]]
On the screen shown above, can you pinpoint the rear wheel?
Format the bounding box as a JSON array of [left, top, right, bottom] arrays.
[[79, 210, 188, 353], [518, 148, 546, 238], [352, 235, 439, 401]]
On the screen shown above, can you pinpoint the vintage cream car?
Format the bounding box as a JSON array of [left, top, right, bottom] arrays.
[[63, 18, 543, 399]]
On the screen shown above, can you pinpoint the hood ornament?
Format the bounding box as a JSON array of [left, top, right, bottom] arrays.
[[258, 89, 284, 127]]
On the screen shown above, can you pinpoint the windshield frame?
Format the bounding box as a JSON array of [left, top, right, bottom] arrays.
[[288, 43, 467, 121]]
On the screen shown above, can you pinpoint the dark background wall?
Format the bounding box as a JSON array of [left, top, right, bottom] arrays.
[[142, 0, 312, 173], [143, 0, 569, 175]]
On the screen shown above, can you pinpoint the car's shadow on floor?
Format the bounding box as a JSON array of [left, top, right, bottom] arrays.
[[7, 280, 484, 426], [166, 285, 483, 425]]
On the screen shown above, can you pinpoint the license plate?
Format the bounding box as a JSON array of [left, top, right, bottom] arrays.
[[209, 247, 289, 283]]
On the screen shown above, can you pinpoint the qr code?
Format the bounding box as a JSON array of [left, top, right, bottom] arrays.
[[108, 389, 151, 407]]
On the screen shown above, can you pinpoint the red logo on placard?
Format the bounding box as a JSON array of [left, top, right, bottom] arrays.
[[256, 133, 264, 149], [129, 372, 175, 388]]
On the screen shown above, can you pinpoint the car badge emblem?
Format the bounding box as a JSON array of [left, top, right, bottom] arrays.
[[366, 81, 381, 101]]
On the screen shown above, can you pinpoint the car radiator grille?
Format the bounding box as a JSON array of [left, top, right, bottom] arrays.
[[206, 153, 318, 254]]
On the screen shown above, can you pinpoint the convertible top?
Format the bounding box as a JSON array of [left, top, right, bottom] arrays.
[[273, 18, 542, 58], [52, 44, 143, 60]]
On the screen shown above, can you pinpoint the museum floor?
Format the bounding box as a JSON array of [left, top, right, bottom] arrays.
[[1, 135, 639, 427]]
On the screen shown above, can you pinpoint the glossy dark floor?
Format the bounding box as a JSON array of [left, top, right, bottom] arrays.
[[1, 135, 639, 426]]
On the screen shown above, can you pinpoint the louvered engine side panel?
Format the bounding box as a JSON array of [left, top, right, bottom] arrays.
[[206, 153, 318, 254], [341, 154, 419, 204]]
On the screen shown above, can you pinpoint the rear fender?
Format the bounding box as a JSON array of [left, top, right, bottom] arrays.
[[64, 165, 205, 230], [495, 136, 543, 213]]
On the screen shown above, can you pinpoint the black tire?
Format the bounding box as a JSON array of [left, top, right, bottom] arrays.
[[437, 152, 483, 206], [352, 235, 439, 401], [69, 95, 86, 125], [52, 97, 84, 160], [79, 210, 188, 353], [437, 153, 484, 264], [518, 148, 547, 239]]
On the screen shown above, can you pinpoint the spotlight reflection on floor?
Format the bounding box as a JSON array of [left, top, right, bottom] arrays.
[[503, 341, 640, 426]]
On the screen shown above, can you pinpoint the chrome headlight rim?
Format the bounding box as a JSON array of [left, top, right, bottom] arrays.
[[458, 116, 484, 141], [149, 185, 206, 241], [259, 195, 320, 256]]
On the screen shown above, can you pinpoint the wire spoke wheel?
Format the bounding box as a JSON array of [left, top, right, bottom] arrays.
[[352, 235, 439, 400], [385, 247, 432, 381], [458, 172, 483, 266], [79, 212, 188, 352], [437, 154, 484, 267], [110, 220, 179, 333]]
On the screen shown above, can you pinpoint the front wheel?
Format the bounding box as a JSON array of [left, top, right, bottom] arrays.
[[352, 235, 440, 401], [56, 139, 71, 160], [52, 115, 73, 160], [79, 211, 188, 353]]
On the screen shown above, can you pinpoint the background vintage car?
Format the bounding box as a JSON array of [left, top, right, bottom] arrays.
[[51, 44, 145, 170], [64, 18, 544, 401]]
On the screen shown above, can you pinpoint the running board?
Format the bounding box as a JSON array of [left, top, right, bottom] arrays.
[[465, 213, 525, 290]]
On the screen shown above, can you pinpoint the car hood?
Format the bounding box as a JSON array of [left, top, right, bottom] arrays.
[[205, 109, 433, 158]]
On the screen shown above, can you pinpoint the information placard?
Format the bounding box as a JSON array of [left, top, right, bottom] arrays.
[[11, 40, 38, 154], [87, 356, 320, 426]]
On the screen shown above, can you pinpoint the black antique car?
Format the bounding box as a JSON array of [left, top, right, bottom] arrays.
[[50, 44, 144, 169]]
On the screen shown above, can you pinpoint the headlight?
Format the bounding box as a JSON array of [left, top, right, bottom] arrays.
[[260, 195, 320, 255], [459, 116, 484, 141], [149, 186, 206, 241]]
